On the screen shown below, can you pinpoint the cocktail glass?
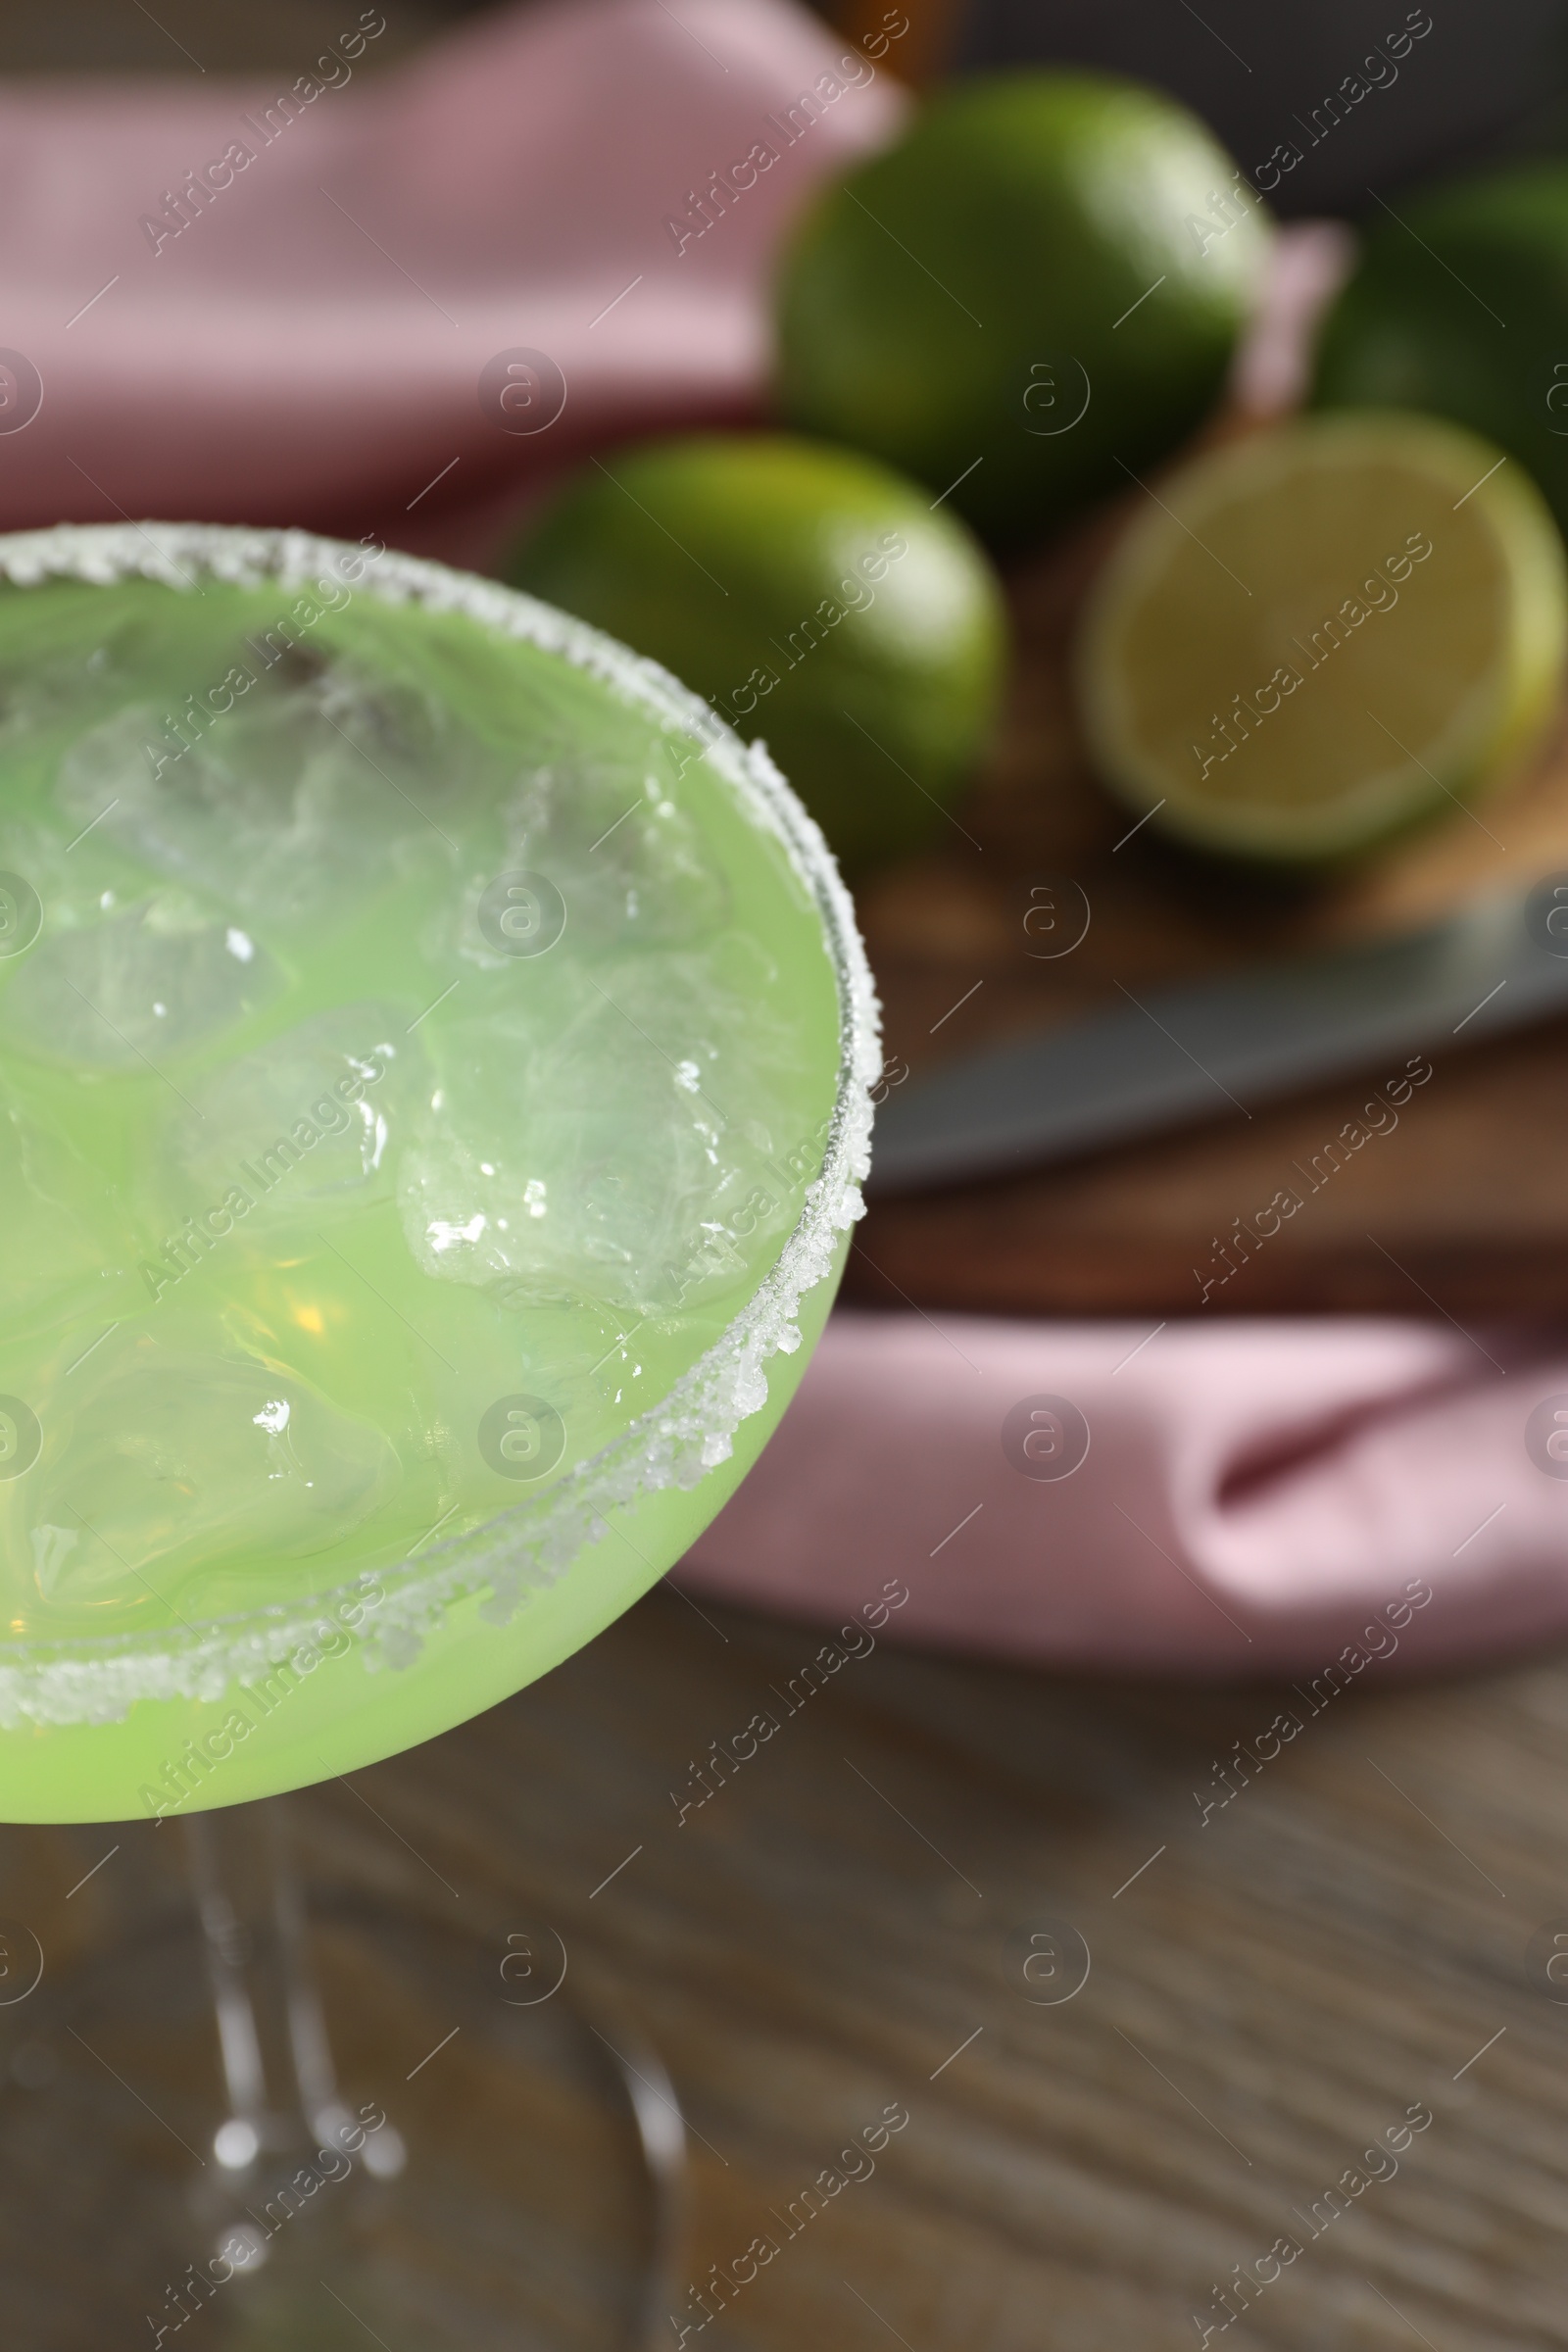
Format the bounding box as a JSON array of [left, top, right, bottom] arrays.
[[0, 523, 876, 2345]]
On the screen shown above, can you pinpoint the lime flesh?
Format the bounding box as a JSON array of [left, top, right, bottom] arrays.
[[1075, 413, 1567, 862]]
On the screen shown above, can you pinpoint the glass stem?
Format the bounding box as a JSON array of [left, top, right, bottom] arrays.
[[184, 1798, 342, 2166]]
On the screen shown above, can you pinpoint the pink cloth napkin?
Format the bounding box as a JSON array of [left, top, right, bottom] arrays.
[[685, 1315, 1568, 1675], [4, 0, 1558, 1677], [0, 0, 905, 566]]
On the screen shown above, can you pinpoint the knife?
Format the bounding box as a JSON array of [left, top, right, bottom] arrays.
[[867, 876, 1568, 1196]]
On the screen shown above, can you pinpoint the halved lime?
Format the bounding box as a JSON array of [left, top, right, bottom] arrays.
[[1075, 413, 1567, 863]]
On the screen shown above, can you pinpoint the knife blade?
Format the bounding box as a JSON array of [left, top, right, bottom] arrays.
[[867, 878, 1568, 1196]]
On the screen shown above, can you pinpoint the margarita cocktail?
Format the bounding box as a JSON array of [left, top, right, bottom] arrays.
[[0, 524, 874, 1823]]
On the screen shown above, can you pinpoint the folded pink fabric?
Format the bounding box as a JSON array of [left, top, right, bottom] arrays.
[[683, 1314, 1568, 1675], [0, 0, 905, 566]]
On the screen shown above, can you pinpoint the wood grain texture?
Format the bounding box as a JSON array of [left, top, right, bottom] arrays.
[[7, 1587, 1564, 2349], [849, 482, 1568, 1321]]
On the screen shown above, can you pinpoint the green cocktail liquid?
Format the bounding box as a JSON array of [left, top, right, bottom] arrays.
[[0, 535, 866, 1822]]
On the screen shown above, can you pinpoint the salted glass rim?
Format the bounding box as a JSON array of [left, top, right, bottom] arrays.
[[0, 522, 880, 1725]]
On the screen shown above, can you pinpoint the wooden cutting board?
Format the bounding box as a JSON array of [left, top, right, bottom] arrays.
[[847, 475, 1568, 1321]]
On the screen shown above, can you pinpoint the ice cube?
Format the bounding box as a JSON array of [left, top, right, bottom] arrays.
[[172, 1004, 426, 1216], [0, 894, 278, 1070], [0, 604, 142, 753], [17, 1328, 401, 1606], [398, 940, 808, 1314], [56, 658, 477, 926], [455, 749, 728, 963], [0, 1080, 129, 1334]]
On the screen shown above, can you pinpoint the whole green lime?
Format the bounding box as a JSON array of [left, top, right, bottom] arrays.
[[1312, 161, 1568, 537], [504, 434, 1005, 872], [773, 70, 1271, 549]]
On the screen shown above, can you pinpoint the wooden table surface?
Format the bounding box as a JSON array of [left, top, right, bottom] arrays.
[[10, 1583, 1568, 2351]]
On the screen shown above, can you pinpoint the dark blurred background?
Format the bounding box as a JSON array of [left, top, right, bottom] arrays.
[[0, 0, 469, 72], [949, 0, 1568, 214]]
